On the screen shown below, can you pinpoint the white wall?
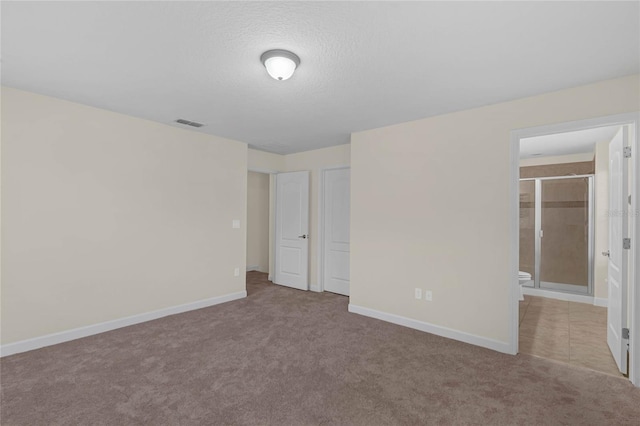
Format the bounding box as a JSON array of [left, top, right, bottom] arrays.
[[519, 152, 594, 167], [1, 87, 248, 345], [350, 75, 639, 347], [246, 171, 270, 272]]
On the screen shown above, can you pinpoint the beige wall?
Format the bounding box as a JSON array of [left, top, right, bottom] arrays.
[[246, 171, 270, 272], [350, 74, 639, 345], [594, 138, 611, 300], [248, 148, 285, 172], [284, 145, 350, 290], [1, 87, 248, 344]]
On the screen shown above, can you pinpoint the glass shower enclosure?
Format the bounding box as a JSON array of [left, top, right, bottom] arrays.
[[519, 175, 594, 295]]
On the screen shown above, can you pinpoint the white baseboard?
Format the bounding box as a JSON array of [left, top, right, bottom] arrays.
[[593, 297, 608, 308], [348, 304, 512, 355], [522, 287, 598, 305], [0, 291, 247, 358], [246, 265, 260, 271], [309, 284, 321, 292]]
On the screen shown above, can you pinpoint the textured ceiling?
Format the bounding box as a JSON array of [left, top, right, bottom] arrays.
[[2, 1, 639, 154]]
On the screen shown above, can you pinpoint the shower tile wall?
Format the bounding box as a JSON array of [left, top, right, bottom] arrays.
[[540, 178, 590, 287], [520, 160, 595, 179], [519, 181, 536, 281], [520, 161, 595, 288]]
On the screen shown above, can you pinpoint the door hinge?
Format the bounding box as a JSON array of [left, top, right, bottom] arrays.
[[623, 238, 631, 250], [622, 328, 630, 340], [623, 146, 631, 158]]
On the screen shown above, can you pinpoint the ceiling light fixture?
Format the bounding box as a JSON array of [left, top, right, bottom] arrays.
[[260, 49, 300, 81]]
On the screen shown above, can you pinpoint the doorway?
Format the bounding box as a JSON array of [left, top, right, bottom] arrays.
[[510, 114, 640, 386], [247, 171, 270, 274]]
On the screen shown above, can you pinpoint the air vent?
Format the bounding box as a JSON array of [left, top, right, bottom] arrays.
[[175, 119, 204, 128]]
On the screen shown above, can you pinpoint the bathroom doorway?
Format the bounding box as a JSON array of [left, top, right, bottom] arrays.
[[509, 113, 639, 385]]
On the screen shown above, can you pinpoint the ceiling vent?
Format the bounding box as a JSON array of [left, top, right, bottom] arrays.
[[175, 118, 204, 128]]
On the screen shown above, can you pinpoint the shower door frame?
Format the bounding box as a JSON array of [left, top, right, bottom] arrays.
[[520, 174, 595, 296]]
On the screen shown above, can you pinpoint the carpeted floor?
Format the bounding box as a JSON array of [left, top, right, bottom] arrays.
[[2, 272, 639, 425]]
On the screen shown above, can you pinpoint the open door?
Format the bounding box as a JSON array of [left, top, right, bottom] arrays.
[[274, 171, 309, 290], [607, 127, 629, 375]]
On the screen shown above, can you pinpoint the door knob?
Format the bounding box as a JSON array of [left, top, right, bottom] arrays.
[[602, 250, 610, 257], [298, 234, 307, 239]]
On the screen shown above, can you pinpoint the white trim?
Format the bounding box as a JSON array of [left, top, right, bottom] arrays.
[[317, 165, 350, 293], [349, 304, 511, 354], [248, 167, 279, 175], [508, 124, 520, 356], [522, 287, 595, 305], [593, 297, 609, 308], [0, 291, 247, 358], [510, 112, 640, 387], [269, 174, 276, 280], [246, 264, 260, 271], [631, 115, 640, 387], [309, 284, 321, 292], [539, 281, 590, 295]]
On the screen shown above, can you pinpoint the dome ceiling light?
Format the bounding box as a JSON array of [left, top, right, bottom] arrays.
[[260, 49, 300, 81]]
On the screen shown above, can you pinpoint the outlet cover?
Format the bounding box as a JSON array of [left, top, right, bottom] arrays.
[[425, 290, 433, 302], [414, 288, 422, 299], [232, 220, 240, 229], [234, 267, 240, 277]]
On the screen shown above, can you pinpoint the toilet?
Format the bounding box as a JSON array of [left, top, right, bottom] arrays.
[[518, 271, 532, 301]]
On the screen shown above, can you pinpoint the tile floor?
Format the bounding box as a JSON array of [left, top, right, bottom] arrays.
[[519, 295, 623, 377]]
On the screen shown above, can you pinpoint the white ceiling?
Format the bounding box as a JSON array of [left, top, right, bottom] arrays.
[[520, 125, 621, 159], [2, 2, 639, 154]]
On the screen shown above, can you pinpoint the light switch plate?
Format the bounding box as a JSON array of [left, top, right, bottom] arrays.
[[414, 288, 422, 300], [232, 220, 240, 229], [234, 267, 240, 277], [425, 290, 433, 302]]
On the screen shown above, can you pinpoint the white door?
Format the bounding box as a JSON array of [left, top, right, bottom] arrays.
[[274, 171, 309, 290], [607, 127, 629, 375], [323, 168, 350, 295]]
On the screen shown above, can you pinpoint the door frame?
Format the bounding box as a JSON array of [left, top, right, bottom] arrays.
[[316, 165, 350, 293], [508, 112, 640, 386]]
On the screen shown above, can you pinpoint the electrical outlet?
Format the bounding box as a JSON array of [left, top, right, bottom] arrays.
[[414, 288, 422, 299], [234, 267, 240, 277], [425, 290, 433, 302], [232, 220, 240, 229]]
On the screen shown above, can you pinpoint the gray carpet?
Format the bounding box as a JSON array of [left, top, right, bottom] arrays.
[[2, 271, 639, 425]]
